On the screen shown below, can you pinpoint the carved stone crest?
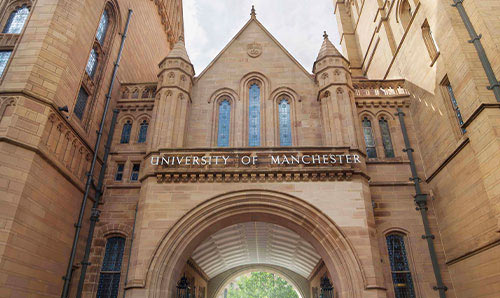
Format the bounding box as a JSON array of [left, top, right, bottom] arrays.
[[247, 42, 262, 58]]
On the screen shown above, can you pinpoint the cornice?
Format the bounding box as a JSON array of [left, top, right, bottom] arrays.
[[153, 168, 363, 184]]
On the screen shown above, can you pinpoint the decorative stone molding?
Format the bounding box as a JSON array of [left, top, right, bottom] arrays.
[[247, 41, 263, 58], [355, 99, 410, 108], [353, 79, 410, 97], [145, 148, 368, 184], [40, 112, 95, 184]]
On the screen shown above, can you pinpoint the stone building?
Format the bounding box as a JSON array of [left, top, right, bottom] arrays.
[[0, 1, 499, 298]]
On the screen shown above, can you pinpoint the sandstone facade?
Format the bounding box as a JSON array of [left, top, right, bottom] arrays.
[[0, 1, 498, 298]]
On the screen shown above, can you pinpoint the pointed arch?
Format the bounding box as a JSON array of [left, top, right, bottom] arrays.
[[240, 72, 270, 147], [145, 190, 368, 298], [270, 87, 300, 146]]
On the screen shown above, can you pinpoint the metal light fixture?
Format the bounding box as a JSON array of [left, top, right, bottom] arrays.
[[320, 276, 334, 298], [176, 274, 190, 298]]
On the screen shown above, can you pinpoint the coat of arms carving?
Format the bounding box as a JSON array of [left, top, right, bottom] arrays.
[[247, 42, 262, 58]]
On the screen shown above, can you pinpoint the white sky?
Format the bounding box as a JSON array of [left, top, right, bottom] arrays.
[[183, 0, 342, 75]]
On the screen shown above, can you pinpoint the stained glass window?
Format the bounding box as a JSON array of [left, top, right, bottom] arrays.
[[248, 84, 260, 146], [217, 100, 231, 147], [73, 87, 89, 120], [446, 84, 466, 133], [138, 120, 148, 143], [362, 117, 377, 158], [2, 5, 29, 34], [97, 237, 125, 298], [379, 118, 395, 158], [86, 48, 98, 78], [0, 51, 12, 77], [115, 163, 124, 181], [96, 10, 109, 45], [279, 99, 292, 146], [130, 164, 140, 181], [386, 234, 416, 298], [120, 121, 132, 144]]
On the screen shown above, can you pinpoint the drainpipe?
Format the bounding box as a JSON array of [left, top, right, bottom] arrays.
[[452, 0, 500, 102], [123, 203, 138, 298], [396, 108, 447, 298], [61, 9, 133, 298], [75, 108, 119, 298]]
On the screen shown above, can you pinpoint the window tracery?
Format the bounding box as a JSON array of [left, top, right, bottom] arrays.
[[120, 120, 132, 144], [379, 117, 395, 158], [278, 99, 292, 146], [217, 99, 231, 147], [386, 234, 416, 298], [138, 120, 149, 143], [2, 4, 30, 34], [362, 117, 377, 158], [248, 84, 261, 146], [97, 237, 125, 298]]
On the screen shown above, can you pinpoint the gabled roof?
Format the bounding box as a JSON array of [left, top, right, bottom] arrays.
[[196, 14, 313, 81]]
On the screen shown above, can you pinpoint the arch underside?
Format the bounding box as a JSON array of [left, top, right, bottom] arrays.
[[145, 190, 369, 298]]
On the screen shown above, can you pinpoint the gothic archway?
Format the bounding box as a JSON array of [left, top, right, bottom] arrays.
[[145, 190, 368, 297]]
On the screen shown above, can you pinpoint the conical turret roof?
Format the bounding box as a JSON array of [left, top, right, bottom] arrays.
[[316, 31, 343, 61], [167, 36, 191, 63]]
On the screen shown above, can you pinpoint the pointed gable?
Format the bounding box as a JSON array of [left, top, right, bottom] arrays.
[[196, 16, 313, 81]]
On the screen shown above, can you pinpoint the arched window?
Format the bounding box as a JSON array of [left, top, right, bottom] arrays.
[[278, 99, 292, 146], [362, 117, 377, 158], [137, 120, 148, 143], [0, 51, 12, 77], [120, 120, 132, 144], [73, 87, 89, 120], [217, 100, 231, 147], [379, 117, 395, 158], [76, 5, 115, 123], [85, 48, 98, 78], [97, 237, 125, 298], [248, 84, 261, 146], [386, 234, 416, 298], [96, 10, 109, 45], [2, 4, 30, 34], [400, 0, 413, 29]]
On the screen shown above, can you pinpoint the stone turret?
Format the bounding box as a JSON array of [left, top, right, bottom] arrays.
[[149, 36, 194, 150], [313, 32, 360, 149]]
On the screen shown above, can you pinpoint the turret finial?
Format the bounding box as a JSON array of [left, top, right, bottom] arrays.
[[251, 5, 256, 18], [323, 31, 329, 40]]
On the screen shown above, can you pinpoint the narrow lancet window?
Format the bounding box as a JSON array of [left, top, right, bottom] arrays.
[[279, 99, 292, 146], [248, 84, 261, 146], [446, 83, 466, 133], [3, 5, 30, 34], [96, 10, 109, 44], [386, 234, 416, 298], [217, 100, 231, 147], [97, 237, 125, 298], [120, 121, 132, 144], [86, 48, 98, 78], [138, 120, 148, 143], [0, 51, 12, 77], [73, 87, 89, 120], [362, 117, 377, 158], [379, 118, 395, 158]]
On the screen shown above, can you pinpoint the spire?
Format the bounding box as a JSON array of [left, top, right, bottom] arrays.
[[316, 31, 343, 61], [167, 36, 191, 63], [250, 5, 256, 19]]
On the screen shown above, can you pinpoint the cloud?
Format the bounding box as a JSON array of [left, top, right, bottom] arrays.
[[183, 0, 342, 74]]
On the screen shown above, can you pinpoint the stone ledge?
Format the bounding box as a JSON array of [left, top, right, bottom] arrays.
[[153, 169, 364, 183]]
